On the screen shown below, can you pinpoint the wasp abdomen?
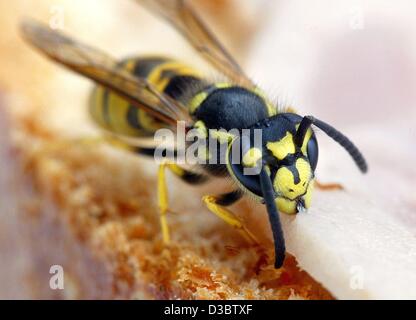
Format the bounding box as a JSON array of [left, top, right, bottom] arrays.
[[89, 56, 204, 137]]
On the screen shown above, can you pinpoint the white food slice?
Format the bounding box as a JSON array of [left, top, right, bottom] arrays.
[[248, 0, 416, 299]]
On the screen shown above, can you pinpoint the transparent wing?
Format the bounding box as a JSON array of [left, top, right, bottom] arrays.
[[136, 0, 255, 88], [20, 18, 191, 127]]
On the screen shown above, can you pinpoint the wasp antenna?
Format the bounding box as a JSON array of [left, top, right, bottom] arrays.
[[308, 116, 368, 173], [259, 165, 285, 268], [294, 116, 314, 148]]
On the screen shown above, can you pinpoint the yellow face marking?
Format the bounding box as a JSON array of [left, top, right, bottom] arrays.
[[242, 148, 262, 167], [276, 197, 297, 215], [303, 179, 314, 208], [266, 132, 295, 160], [274, 158, 312, 199], [275, 179, 314, 214]]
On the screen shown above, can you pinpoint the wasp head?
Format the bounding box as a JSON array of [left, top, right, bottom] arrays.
[[227, 112, 367, 215], [227, 113, 319, 214]]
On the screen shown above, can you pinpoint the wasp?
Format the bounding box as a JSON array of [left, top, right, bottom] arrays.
[[20, 0, 367, 268]]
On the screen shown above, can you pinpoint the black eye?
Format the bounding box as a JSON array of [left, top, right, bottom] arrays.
[[307, 135, 319, 171], [227, 138, 263, 197]]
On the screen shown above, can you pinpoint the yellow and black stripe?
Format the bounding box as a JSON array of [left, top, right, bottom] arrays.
[[89, 56, 204, 137]]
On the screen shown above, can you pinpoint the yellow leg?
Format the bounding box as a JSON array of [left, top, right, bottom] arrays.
[[38, 135, 172, 244], [38, 136, 209, 245], [202, 195, 260, 246], [158, 163, 209, 244], [158, 163, 171, 244]]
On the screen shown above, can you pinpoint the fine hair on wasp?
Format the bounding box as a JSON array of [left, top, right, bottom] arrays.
[[153, 121, 264, 175]]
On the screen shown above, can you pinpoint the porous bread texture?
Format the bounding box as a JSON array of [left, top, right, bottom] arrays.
[[10, 114, 332, 300]]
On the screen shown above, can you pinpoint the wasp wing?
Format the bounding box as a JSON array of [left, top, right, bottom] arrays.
[[20, 18, 191, 127], [136, 0, 255, 88]]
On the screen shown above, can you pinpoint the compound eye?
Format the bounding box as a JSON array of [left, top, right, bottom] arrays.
[[227, 139, 263, 197], [307, 135, 319, 171]]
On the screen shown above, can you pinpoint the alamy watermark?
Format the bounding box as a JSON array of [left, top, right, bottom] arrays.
[[49, 265, 64, 290], [153, 121, 264, 175], [49, 5, 65, 30], [349, 6, 365, 30], [349, 265, 365, 290]]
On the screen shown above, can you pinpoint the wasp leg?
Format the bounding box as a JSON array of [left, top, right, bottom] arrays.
[[202, 191, 260, 246], [102, 137, 210, 244], [61, 136, 210, 244], [158, 163, 171, 243], [158, 162, 209, 244], [315, 180, 344, 191]]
